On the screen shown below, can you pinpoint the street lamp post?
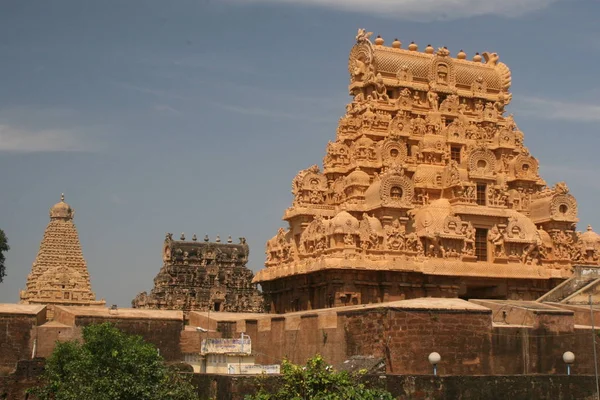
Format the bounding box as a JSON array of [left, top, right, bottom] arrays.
[[428, 352, 441, 376], [563, 351, 575, 376]]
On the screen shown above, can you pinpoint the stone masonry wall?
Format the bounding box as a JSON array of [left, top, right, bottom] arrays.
[[71, 316, 184, 361], [343, 307, 492, 375], [0, 314, 38, 370]]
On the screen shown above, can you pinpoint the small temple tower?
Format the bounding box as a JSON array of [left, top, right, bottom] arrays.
[[132, 233, 264, 313], [20, 194, 105, 312]]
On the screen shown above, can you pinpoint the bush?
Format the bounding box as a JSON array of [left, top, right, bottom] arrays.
[[29, 322, 198, 400], [245, 355, 393, 400]]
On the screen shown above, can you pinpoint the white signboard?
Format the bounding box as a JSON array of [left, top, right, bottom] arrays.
[[227, 364, 281, 375], [201, 338, 251, 354]]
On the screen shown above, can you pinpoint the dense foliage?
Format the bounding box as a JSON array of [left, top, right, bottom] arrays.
[[0, 229, 8, 283], [30, 323, 198, 400], [246, 355, 394, 400]]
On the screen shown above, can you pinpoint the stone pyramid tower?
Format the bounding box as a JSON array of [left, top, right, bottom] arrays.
[[20, 194, 105, 309]]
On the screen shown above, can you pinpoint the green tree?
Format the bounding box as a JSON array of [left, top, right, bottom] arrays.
[[246, 355, 394, 400], [30, 322, 198, 400], [0, 229, 8, 283]]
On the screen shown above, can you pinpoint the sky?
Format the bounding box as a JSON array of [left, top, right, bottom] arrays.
[[1, 0, 600, 306]]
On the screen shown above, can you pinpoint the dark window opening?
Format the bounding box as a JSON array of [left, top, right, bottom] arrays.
[[476, 184, 487, 206], [390, 186, 403, 200], [475, 228, 488, 261], [450, 146, 461, 163], [406, 143, 412, 157], [214, 302, 221, 312]]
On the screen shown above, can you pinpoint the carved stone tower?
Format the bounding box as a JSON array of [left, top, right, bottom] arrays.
[[254, 30, 600, 313], [132, 233, 263, 313], [20, 194, 105, 311]]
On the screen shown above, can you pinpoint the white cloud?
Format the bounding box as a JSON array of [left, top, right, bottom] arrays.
[[227, 0, 562, 20], [211, 102, 332, 123], [0, 124, 92, 152], [513, 96, 600, 122], [153, 104, 181, 116], [109, 194, 126, 205]]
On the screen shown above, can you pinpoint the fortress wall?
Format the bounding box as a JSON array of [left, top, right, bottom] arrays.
[[0, 305, 46, 370], [2, 300, 600, 376]]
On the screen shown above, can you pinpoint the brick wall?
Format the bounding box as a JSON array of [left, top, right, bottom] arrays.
[[72, 317, 184, 361], [0, 314, 38, 369], [342, 307, 492, 375], [0, 359, 44, 400]]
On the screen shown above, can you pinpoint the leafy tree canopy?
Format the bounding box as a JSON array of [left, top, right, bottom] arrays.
[[30, 322, 198, 400], [245, 355, 394, 400], [0, 229, 8, 283]]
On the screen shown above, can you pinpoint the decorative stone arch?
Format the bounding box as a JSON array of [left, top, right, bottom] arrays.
[[380, 168, 414, 207], [428, 50, 456, 89], [512, 154, 539, 179], [381, 137, 408, 167], [388, 114, 410, 138], [550, 194, 578, 221], [349, 41, 376, 83], [446, 120, 466, 142], [468, 147, 497, 176], [496, 128, 515, 148]]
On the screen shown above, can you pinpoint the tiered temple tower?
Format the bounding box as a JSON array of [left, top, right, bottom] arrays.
[[132, 234, 264, 313], [254, 30, 600, 313], [20, 194, 105, 310]]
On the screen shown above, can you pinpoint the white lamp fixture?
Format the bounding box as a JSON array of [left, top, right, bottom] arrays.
[[563, 351, 575, 376], [428, 352, 441, 376]]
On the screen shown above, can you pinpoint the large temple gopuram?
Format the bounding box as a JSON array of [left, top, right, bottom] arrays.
[[132, 234, 264, 313], [254, 30, 600, 313], [20, 194, 105, 312]]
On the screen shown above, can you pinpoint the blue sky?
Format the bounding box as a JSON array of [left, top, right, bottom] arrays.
[[1, 0, 599, 306]]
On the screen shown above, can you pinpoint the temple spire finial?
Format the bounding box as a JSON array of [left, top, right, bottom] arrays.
[[61, 193, 65, 202]]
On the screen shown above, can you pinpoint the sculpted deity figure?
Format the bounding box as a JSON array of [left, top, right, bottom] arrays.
[[372, 73, 390, 102], [427, 89, 439, 111], [488, 225, 506, 258], [406, 232, 424, 254], [463, 224, 476, 256], [385, 219, 406, 251]]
